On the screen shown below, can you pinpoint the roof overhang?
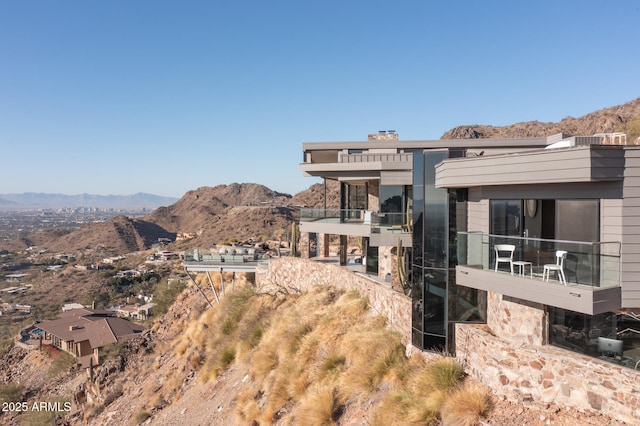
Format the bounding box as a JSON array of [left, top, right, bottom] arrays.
[[436, 145, 625, 189]]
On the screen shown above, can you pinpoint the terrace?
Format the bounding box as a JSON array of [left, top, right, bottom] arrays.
[[455, 232, 621, 315], [299, 208, 412, 247]]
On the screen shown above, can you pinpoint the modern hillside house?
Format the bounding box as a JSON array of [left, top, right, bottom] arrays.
[[299, 131, 640, 370]]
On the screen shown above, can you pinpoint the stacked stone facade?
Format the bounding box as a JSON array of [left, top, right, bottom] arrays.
[[457, 292, 640, 424], [255, 257, 412, 345], [256, 259, 640, 423]]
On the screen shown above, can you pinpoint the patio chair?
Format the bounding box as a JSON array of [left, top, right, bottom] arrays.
[[494, 244, 515, 274], [543, 250, 567, 285]]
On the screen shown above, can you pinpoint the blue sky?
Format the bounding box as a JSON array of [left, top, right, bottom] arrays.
[[1, 1, 639, 197]]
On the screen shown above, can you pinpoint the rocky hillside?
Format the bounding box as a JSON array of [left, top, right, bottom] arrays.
[[0, 183, 335, 254], [290, 179, 340, 208], [442, 96, 640, 140], [0, 278, 625, 426], [11, 215, 174, 255], [143, 183, 297, 247]]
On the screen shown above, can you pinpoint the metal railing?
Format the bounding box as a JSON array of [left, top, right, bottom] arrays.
[[370, 212, 412, 234], [299, 208, 369, 224], [299, 209, 412, 234], [457, 232, 621, 288]]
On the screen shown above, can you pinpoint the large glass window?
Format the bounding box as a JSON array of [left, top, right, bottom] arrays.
[[490, 200, 522, 237], [423, 269, 447, 336], [380, 186, 403, 213], [348, 184, 367, 210], [424, 152, 448, 269], [550, 307, 640, 370]]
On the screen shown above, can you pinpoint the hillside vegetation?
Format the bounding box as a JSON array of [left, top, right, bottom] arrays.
[[0, 274, 625, 425], [78, 277, 489, 426]]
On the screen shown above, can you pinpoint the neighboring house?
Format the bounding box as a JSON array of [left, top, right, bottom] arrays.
[[114, 303, 154, 320], [35, 308, 144, 368], [298, 131, 640, 369]]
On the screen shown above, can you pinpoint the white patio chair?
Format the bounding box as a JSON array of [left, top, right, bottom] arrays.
[[494, 244, 515, 274], [543, 250, 568, 285]]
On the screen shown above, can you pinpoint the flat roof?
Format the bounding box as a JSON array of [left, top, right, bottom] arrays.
[[302, 136, 550, 151]]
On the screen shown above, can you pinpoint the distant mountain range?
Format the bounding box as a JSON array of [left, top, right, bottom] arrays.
[[0, 192, 179, 210]]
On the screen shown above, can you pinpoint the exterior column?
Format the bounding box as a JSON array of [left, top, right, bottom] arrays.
[[300, 232, 311, 259], [319, 233, 330, 257], [339, 235, 348, 266]]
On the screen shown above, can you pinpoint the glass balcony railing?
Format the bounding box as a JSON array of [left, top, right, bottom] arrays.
[[299, 208, 369, 224], [457, 232, 620, 288], [182, 247, 263, 263], [299, 209, 412, 234], [371, 212, 412, 234]]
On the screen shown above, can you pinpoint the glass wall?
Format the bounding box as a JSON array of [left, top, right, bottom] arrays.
[[348, 183, 367, 210], [380, 186, 403, 213], [550, 307, 640, 370], [411, 150, 484, 353], [490, 199, 602, 283]]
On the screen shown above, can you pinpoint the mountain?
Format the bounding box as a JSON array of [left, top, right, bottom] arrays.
[[441, 97, 640, 140], [144, 183, 296, 247], [0, 183, 315, 253], [290, 179, 340, 208], [0, 192, 179, 210], [10, 215, 175, 254]]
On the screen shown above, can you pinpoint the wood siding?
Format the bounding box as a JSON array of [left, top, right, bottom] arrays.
[[467, 189, 488, 233], [380, 170, 412, 185], [436, 146, 624, 189], [621, 148, 640, 307]]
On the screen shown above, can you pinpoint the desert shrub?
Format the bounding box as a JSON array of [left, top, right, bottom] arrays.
[[218, 345, 236, 370], [413, 357, 465, 394], [320, 353, 346, 377], [100, 341, 126, 361], [134, 410, 151, 424], [370, 390, 439, 426], [152, 279, 186, 316], [0, 383, 23, 404], [440, 385, 490, 426], [298, 385, 339, 426], [288, 323, 313, 354], [47, 351, 75, 378]]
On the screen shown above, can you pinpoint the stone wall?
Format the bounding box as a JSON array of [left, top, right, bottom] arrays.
[[487, 292, 547, 346], [457, 294, 640, 425], [300, 232, 310, 259], [255, 257, 412, 346]]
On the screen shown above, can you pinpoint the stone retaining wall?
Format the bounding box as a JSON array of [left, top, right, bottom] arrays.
[[255, 257, 412, 345], [456, 323, 640, 424]]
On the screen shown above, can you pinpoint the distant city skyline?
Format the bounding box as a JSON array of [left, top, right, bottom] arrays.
[[1, 1, 639, 198]]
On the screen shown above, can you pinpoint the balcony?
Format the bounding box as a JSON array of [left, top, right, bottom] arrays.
[[299, 209, 412, 246], [455, 232, 621, 315]]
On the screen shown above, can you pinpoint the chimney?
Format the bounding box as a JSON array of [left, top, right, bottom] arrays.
[[92, 301, 96, 310], [368, 130, 398, 141]]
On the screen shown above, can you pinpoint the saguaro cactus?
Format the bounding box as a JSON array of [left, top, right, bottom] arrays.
[[397, 237, 407, 289]]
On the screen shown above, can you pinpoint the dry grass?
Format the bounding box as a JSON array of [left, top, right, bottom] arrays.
[[440, 384, 490, 426], [413, 357, 465, 395], [140, 279, 489, 425], [298, 385, 339, 426]]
